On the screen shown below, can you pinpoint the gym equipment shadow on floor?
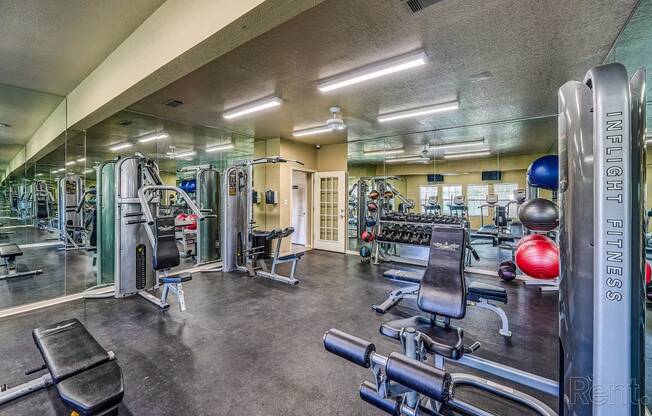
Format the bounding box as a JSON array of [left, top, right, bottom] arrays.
[[0, 250, 649, 415]]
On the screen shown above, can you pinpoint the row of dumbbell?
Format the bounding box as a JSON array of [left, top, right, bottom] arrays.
[[377, 224, 432, 246], [381, 211, 462, 225]]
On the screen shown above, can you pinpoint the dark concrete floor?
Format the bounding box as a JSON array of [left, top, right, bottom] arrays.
[[0, 249, 649, 415]]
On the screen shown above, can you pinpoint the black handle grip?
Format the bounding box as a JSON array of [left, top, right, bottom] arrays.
[[126, 219, 146, 225], [323, 329, 375, 368], [385, 352, 451, 402]]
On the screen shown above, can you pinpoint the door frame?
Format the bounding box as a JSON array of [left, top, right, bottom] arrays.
[[313, 170, 346, 253], [291, 167, 314, 250]]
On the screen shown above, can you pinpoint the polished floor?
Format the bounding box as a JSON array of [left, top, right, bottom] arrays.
[[0, 248, 649, 415]]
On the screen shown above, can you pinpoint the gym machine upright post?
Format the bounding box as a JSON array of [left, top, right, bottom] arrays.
[[222, 156, 304, 286]]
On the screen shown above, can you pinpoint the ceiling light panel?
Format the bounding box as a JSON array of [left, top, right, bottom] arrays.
[[318, 50, 427, 92], [443, 151, 491, 160], [223, 96, 282, 119], [109, 142, 133, 151], [378, 100, 459, 122], [293, 126, 333, 137], [430, 139, 485, 151], [138, 132, 169, 143], [385, 156, 430, 163], [206, 143, 234, 153], [363, 148, 405, 156]]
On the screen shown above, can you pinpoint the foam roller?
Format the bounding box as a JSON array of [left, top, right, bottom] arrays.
[[359, 381, 402, 415], [323, 329, 375, 368], [386, 352, 451, 402]]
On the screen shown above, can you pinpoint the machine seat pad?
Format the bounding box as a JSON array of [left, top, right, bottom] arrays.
[[380, 315, 464, 359], [56, 360, 124, 415], [32, 319, 111, 383], [467, 282, 507, 303], [159, 272, 192, 284], [278, 252, 304, 261], [0, 243, 22, 257]]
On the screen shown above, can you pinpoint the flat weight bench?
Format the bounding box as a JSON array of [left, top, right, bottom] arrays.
[[252, 227, 302, 285], [373, 269, 512, 337], [0, 319, 124, 415], [0, 243, 43, 280]]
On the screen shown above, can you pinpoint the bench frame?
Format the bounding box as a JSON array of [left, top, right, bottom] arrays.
[[0, 244, 43, 280]]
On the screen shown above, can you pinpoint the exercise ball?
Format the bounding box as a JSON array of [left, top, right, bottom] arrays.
[[646, 262, 651, 285], [498, 260, 517, 282], [367, 202, 378, 212], [368, 190, 380, 200], [518, 198, 559, 231], [187, 179, 197, 193], [515, 233, 553, 251], [515, 240, 559, 279], [175, 213, 188, 224], [361, 230, 375, 242], [527, 155, 559, 190], [365, 217, 377, 227], [384, 191, 394, 199], [186, 213, 198, 230], [359, 246, 372, 258]]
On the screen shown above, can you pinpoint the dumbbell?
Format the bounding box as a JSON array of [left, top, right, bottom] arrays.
[[408, 234, 420, 245], [415, 225, 424, 234], [420, 234, 430, 245]]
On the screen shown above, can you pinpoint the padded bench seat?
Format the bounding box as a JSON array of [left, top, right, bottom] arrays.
[[467, 282, 507, 304], [159, 272, 193, 284], [278, 251, 305, 261], [380, 315, 464, 359], [0, 243, 22, 258], [32, 319, 123, 415]]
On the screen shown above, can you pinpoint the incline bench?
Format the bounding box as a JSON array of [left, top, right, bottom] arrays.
[[0, 319, 124, 415], [0, 243, 43, 280]]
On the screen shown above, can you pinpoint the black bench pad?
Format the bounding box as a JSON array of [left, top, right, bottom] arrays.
[[0, 243, 22, 257], [56, 361, 124, 415], [278, 252, 304, 261], [467, 282, 507, 303], [380, 315, 464, 359], [32, 319, 110, 383], [159, 272, 192, 284]]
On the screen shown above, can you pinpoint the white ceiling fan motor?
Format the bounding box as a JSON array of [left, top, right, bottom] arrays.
[[326, 106, 346, 131]]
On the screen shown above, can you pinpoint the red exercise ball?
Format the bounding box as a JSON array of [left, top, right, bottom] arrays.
[[361, 230, 375, 242], [186, 214, 199, 230], [175, 213, 188, 225], [515, 233, 553, 251], [515, 240, 559, 280]]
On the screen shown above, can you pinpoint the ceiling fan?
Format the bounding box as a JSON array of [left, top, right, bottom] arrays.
[[293, 106, 347, 137], [166, 145, 196, 160]]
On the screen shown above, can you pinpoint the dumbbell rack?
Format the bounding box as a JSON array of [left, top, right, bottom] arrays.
[[373, 218, 458, 266]]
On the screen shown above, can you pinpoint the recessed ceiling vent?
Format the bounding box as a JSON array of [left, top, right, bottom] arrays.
[[163, 99, 184, 107], [402, 0, 444, 13], [116, 120, 134, 127]]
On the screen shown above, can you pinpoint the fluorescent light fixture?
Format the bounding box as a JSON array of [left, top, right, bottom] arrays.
[[293, 126, 333, 137], [137, 132, 169, 143], [175, 150, 196, 158], [51, 168, 64, 173], [35, 173, 44, 177], [318, 50, 427, 92], [84, 169, 94, 174], [443, 151, 491, 160], [109, 142, 133, 151], [363, 148, 405, 156], [65, 161, 76, 166], [76, 158, 86, 163], [385, 156, 430, 164], [378, 100, 459, 122], [430, 138, 485, 151], [206, 143, 234, 153], [223, 96, 282, 120]]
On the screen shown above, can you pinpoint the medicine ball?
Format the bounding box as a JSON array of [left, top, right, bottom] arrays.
[[367, 202, 378, 212], [515, 240, 559, 279], [518, 198, 559, 231], [646, 262, 651, 285], [527, 155, 559, 190], [359, 246, 372, 258], [175, 213, 188, 224], [515, 233, 553, 251], [368, 190, 380, 200], [384, 191, 394, 199], [498, 260, 517, 282], [365, 217, 377, 227], [361, 230, 375, 242], [186, 213, 199, 230]]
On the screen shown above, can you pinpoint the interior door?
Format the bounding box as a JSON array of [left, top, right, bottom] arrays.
[[291, 184, 306, 245], [313, 171, 346, 253]]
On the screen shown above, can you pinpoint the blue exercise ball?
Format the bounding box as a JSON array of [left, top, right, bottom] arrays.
[[187, 179, 196, 193], [359, 246, 372, 258], [527, 155, 559, 190], [180, 180, 189, 192]]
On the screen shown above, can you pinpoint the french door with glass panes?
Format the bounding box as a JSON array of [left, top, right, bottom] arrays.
[[313, 171, 346, 252]]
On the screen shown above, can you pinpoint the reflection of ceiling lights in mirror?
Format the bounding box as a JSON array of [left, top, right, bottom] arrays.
[[175, 150, 196, 158], [385, 156, 430, 163], [318, 50, 427, 92], [51, 168, 64, 173], [65, 161, 76, 166], [363, 148, 404, 156], [84, 169, 94, 174], [137, 132, 169, 143], [443, 150, 491, 160], [378, 100, 459, 122], [76, 158, 85, 163], [0, 122, 10, 128], [223, 96, 282, 119], [293, 126, 333, 137], [430, 138, 485, 151], [109, 142, 133, 151], [206, 143, 234, 153], [35, 173, 43, 177]]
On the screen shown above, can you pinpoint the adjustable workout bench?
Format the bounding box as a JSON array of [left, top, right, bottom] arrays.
[[326, 226, 557, 415], [252, 227, 303, 285], [0, 243, 43, 280], [373, 245, 512, 337], [0, 319, 124, 415]]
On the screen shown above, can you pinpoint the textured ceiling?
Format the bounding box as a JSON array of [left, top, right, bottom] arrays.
[[127, 0, 637, 153], [0, 0, 166, 95]]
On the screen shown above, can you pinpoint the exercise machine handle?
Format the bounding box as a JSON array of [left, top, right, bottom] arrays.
[[137, 185, 204, 225], [323, 329, 376, 368]]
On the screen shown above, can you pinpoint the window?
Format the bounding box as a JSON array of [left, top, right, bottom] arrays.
[[442, 185, 462, 211], [467, 184, 489, 216], [419, 186, 438, 213], [494, 183, 519, 216]]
